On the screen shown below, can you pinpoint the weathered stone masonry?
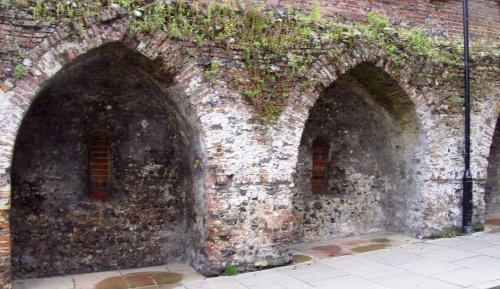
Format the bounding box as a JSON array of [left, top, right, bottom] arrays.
[[293, 64, 428, 241], [485, 117, 500, 215], [0, 1, 499, 288], [11, 45, 205, 278]]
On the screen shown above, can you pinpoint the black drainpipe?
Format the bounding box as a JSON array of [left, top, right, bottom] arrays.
[[462, 0, 473, 235]]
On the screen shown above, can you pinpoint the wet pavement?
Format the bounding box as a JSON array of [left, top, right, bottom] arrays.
[[13, 214, 500, 289]]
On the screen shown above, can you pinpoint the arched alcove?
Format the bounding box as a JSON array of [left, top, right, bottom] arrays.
[[485, 116, 500, 216], [292, 62, 427, 242], [10, 43, 205, 278]]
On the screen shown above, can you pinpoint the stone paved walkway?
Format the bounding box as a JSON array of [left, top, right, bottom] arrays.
[[14, 215, 500, 289]]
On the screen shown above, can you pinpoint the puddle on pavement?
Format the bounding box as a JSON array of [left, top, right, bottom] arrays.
[[123, 271, 157, 276], [311, 244, 347, 256], [337, 239, 369, 246], [292, 254, 313, 264], [152, 272, 183, 284], [351, 243, 389, 253], [95, 272, 183, 289], [370, 238, 391, 243], [95, 276, 129, 289]]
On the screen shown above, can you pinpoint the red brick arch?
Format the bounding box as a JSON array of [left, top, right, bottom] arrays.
[[0, 16, 216, 287], [0, 16, 204, 205], [275, 48, 437, 234], [276, 46, 438, 177]]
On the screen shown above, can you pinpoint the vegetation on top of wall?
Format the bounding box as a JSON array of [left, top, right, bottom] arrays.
[[1, 0, 498, 121]]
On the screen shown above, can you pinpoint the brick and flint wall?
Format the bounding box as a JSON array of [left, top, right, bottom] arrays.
[[0, 0, 499, 288]]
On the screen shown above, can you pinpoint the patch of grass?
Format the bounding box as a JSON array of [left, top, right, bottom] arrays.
[[203, 59, 220, 84], [13, 64, 25, 79], [439, 230, 460, 238], [224, 265, 239, 276], [300, 27, 312, 38], [367, 11, 389, 30], [243, 89, 261, 102]]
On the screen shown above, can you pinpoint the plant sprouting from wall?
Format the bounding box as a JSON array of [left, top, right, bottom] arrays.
[[224, 265, 239, 276]]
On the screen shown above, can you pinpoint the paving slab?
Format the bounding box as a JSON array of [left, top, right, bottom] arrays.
[[479, 235, 500, 245], [183, 276, 247, 289], [246, 283, 287, 289], [280, 262, 348, 283], [395, 242, 443, 255], [398, 259, 462, 276], [318, 254, 377, 269], [234, 270, 296, 287], [372, 271, 453, 289], [12, 276, 75, 289], [453, 255, 500, 275], [236, 271, 315, 289], [431, 268, 500, 287], [272, 278, 316, 289], [374, 273, 463, 289], [462, 233, 500, 243], [311, 275, 388, 289], [361, 249, 424, 266], [339, 261, 405, 279], [419, 247, 480, 262], [430, 237, 496, 251], [473, 279, 500, 289], [474, 245, 500, 258]]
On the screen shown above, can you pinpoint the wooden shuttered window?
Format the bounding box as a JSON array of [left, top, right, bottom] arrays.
[[89, 135, 111, 200], [311, 138, 328, 193]]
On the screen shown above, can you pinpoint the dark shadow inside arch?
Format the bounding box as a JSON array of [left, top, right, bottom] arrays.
[[292, 62, 427, 242], [10, 43, 206, 278], [485, 116, 500, 216]]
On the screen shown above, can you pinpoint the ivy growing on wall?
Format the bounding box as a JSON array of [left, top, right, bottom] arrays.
[[1, 0, 498, 121]]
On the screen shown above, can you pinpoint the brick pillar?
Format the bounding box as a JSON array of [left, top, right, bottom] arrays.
[[0, 210, 10, 289], [0, 171, 11, 289]]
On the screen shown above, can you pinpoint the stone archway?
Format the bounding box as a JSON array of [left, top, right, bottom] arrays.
[[10, 43, 205, 278], [485, 116, 500, 216], [292, 62, 427, 242]]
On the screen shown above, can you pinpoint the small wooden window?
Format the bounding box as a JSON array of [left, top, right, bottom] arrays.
[[311, 137, 329, 193], [89, 135, 111, 200]]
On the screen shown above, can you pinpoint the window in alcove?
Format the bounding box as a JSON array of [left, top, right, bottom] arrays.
[[311, 137, 329, 193], [89, 135, 112, 200]]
